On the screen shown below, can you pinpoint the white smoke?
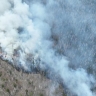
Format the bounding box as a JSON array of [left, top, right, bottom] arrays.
[[0, 0, 95, 96]]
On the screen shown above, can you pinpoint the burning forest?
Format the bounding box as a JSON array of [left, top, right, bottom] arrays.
[[0, 0, 96, 96]]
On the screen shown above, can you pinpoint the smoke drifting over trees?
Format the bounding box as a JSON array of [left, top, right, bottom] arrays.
[[0, 0, 96, 96]]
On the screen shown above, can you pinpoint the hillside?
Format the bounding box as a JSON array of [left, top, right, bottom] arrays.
[[0, 59, 66, 96]]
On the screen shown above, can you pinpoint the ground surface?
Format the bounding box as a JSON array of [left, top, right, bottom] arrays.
[[0, 59, 66, 96]]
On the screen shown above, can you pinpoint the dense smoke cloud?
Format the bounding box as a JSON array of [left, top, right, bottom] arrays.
[[0, 0, 96, 96]]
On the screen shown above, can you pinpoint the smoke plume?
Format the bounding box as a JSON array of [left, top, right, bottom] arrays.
[[0, 0, 96, 96]]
